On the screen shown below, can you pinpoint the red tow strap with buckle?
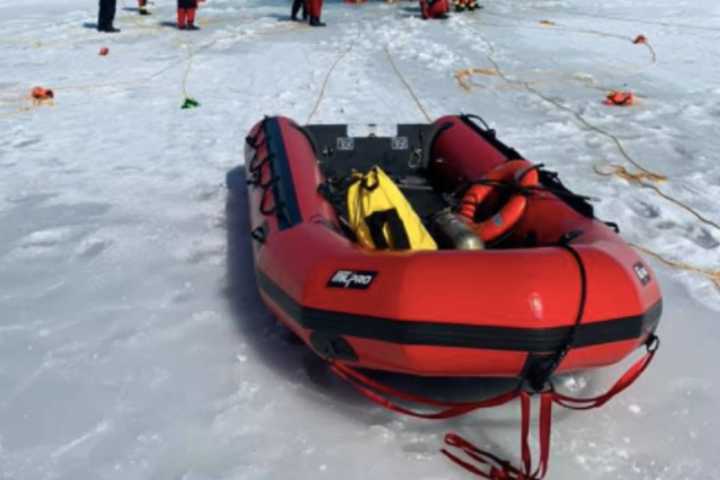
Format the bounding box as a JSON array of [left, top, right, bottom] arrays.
[[329, 335, 659, 479]]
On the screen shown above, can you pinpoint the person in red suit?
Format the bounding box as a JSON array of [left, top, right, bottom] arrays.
[[290, 0, 324, 26], [138, 0, 149, 15], [177, 0, 205, 30], [420, 0, 449, 19], [307, 0, 325, 26]]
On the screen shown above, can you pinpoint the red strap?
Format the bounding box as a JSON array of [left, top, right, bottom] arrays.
[[441, 392, 553, 480], [552, 338, 658, 410], [330, 362, 519, 419], [328, 336, 659, 479]]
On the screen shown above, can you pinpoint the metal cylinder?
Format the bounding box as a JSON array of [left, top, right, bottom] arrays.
[[431, 210, 484, 250]]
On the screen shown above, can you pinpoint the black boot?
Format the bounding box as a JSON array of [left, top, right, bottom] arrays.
[[291, 0, 303, 21], [186, 22, 199, 30], [138, 7, 150, 15], [98, 0, 118, 32], [309, 16, 326, 27]]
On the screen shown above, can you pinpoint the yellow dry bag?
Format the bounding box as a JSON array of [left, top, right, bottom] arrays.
[[346, 167, 437, 251]]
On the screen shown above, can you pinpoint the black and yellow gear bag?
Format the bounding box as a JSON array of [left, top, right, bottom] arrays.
[[346, 167, 437, 251]]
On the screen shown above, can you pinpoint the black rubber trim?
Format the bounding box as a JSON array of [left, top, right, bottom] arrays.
[[423, 121, 453, 170], [256, 269, 663, 352], [264, 117, 302, 230], [290, 122, 319, 156]]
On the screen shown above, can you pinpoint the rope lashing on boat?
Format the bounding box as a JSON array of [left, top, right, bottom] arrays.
[[328, 333, 660, 479], [525, 235, 588, 392], [245, 120, 293, 223]]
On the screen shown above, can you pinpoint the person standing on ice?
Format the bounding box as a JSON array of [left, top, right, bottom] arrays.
[[420, 0, 449, 19], [177, 0, 205, 30], [138, 0, 150, 15], [97, 0, 120, 32], [290, 0, 308, 22], [307, 0, 325, 26]]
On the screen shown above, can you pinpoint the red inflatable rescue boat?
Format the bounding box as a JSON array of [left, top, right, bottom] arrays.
[[230, 114, 661, 385]]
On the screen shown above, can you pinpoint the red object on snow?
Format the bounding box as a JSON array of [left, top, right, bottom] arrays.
[[307, 0, 323, 18], [420, 0, 449, 19], [30, 86, 54, 100], [604, 90, 636, 106], [633, 34, 647, 44], [99, 47, 109, 56], [237, 114, 662, 378]]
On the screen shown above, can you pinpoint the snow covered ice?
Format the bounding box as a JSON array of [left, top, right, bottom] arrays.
[[1, 0, 719, 478]]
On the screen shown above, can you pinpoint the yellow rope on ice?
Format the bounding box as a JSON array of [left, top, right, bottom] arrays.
[[307, 44, 355, 124], [455, 21, 720, 290], [632, 244, 720, 291], [383, 45, 433, 123]]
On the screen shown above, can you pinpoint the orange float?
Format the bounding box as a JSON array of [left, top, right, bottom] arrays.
[[30, 86, 53, 101], [459, 159, 540, 243], [604, 90, 635, 106]]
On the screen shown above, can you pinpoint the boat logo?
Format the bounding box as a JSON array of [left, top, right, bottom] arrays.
[[328, 270, 377, 289], [633, 262, 652, 286]]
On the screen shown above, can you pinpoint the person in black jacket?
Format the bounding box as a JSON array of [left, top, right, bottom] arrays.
[[98, 0, 120, 32]]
